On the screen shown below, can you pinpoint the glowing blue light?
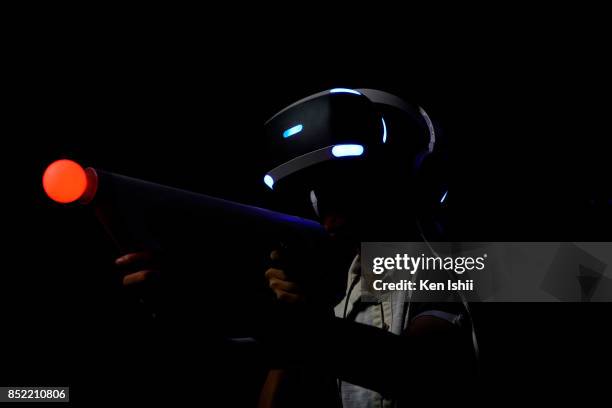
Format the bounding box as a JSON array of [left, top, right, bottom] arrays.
[[330, 88, 361, 95], [440, 191, 448, 204], [382, 117, 388, 143], [283, 124, 303, 139], [264, 175, 275, 189], [331, 144, 364, 158]]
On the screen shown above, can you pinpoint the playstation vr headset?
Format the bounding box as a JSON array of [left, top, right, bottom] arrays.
[[263, 88, 448, 230]]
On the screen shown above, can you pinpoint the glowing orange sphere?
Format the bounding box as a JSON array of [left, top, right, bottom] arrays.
[[42, 159, 88, 203]]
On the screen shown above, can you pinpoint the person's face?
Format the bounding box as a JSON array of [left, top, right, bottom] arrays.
[[313, 186, 360, 244]]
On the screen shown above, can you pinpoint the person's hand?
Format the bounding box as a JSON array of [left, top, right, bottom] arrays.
[[264, 250, 305, 304], [115, 251, 160, 288]]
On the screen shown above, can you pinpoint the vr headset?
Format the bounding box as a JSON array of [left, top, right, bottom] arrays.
[[263, 88, 449, 228]]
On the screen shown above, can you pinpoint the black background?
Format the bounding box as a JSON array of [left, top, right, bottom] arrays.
[[3, 8, 612, 404]]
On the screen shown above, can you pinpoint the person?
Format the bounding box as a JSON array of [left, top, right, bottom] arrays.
[[116, 89, 478, 407]]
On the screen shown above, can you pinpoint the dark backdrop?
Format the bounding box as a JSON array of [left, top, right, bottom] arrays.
[[3, 12, 612, 404]]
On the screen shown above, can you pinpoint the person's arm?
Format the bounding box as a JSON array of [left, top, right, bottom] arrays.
[[259, 250, 307, 408], [258, 369, 287, 408], [323, 315, 476, 397]]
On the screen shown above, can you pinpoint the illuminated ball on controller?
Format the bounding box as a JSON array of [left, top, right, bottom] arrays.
[[42, 159, 88, 203]]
